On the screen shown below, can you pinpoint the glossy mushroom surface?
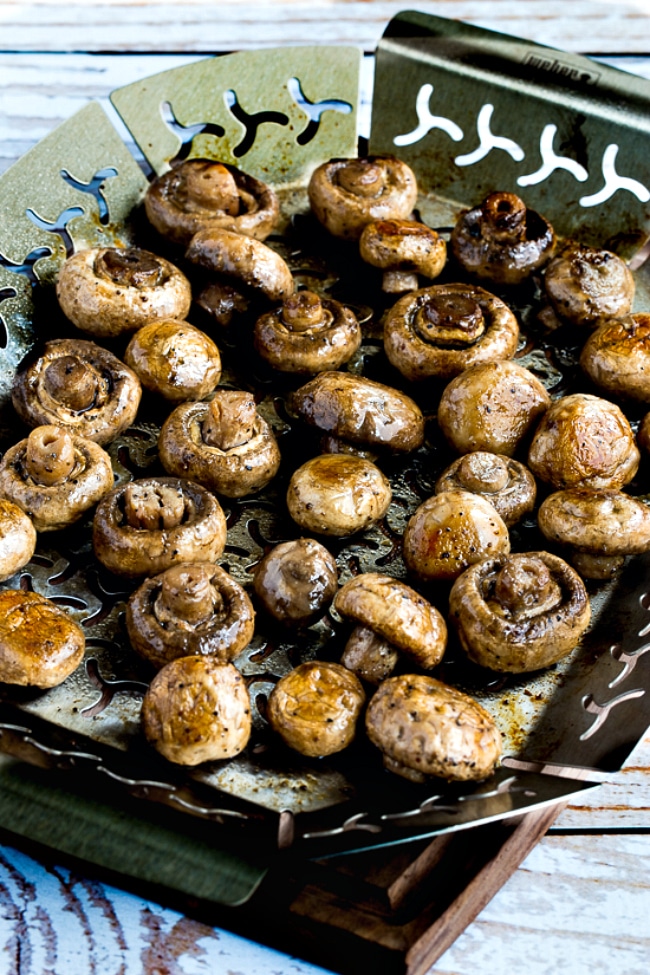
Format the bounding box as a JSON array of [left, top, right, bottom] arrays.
[[365, 674, 502, 782], [359, 218, 447, 293], [56, 246, 192, 338], [254, 291, 361, 374], [308, 155, 418, 240], [12, 338, 142, 445], [435, 451, 537, 527], [0, 499, 36, 582], [0, 425, 114, 532], [580, 313, 650, 402], [92, 476, 227, 578], [267, 660, 366, 757], [124, 319, 222, 402], [0, 589, 85, 688], [451, 191, 555, 285], [542, 242, 635, 329], [383, 283, 519, 382], [186, 228, 294, 303], [158, 390, 281, 498], [141, 656, 252, 766], [253, 538, 338, 626], [449, 551, 591, 672], [145, 159, 280, 245]]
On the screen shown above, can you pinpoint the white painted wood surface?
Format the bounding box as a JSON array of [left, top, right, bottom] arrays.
[[1, 3, 650, 973]]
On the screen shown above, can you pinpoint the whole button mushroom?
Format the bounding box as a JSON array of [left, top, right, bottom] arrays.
[[253, 291, 361, 375], [580, 313, 650, 403], [124, 319, 222, 403], [267, 660, 366, 758], [0, 589, 85, 688], [308, 155, 418, 240], [126, 562, 255, 669], [383, 283, 519, 382], [92, 476, 227, 578], [286, 454, 392, 537], [435, 452, 537, 527], [186, 228, 294, 303], [0, 425, 114, 532], [527, 393, 640, 490], [289, 371, 425, 455], [252, 538, 338, 627], [436, 360, 550, 457], [359, 218, 447, 293], [365, 674, 502, 783], [334, 572, 447, 685], [541, 242, 635, 329], [538, 488, 650, 580], [12, 338, 142, 445], [0, 499, 36, 582], [145, 159, 280, 245], [158, 390, 281, 498], [403, 489, 510, 583], [449, 551, 591, 673], [56, 246, 192, 339], [141, 656, 252, 766], [450, 191, 555, 286]]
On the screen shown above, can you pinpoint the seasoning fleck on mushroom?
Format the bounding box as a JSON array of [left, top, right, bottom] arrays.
[[124, 319, 222, 402], [359, 218, 447, 293], [253, 538, 338, 627], [0, 589, 85, 688], [540, 241, 635, 330]]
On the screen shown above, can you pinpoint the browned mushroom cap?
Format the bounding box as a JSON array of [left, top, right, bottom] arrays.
[[435, 452, 537, 527], [359, 219, 447, 293], [0, 425, 114, 532], [124, 319, 222, 402], [538, 488, 650, 579], [126, 562, 255, 669], [451, 191, 555, 286], [289, 371, 425, 454], [141, 656, 252, 766], [449, 551, 591, 672], [334, 572, 447, 683], [186, 228, 294, 303], [252, 538, 338, 626], [286, 454, 392, 537], [580, 313, 650, 403], [0, 589, 85, 688], [12, 338, 142, 445], [253, 292, 361, 374], [267, 660, 366, 757], [0, 499, 36, 582], [92, 476, 227, 578], [383, 283, 519, 382], [145, 160, 280, 245], [542, 242, 635, 328], [56, 247, 192, 338], [527, 393, 640, 490], [403, 489, 510, 583], [308, 156, 418, 240], [436, 360, 550, 457], [365, 674, 502, 782], [158, 391, 281, 498]]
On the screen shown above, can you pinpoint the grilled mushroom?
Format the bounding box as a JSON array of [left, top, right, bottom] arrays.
[[267, 660, 366, 757], [383, 283, 519, 382], [252, 538, 338, 626], [141, 655, 252, 766], [0, 425, 114, 532], [0, 589, 85, 688], [449, 551, 591, 672], [365, 674, 502, 782], [436, 360, 550, 457], [186, 228, 294, 303], [56, 246, 192, 338], [308, 156, 418, 240], [359, 218, 447, 293], [450, 191, 555, 285], [580, 313, 650, 402], [527, 393, 640, 490], [12, 338, 142, 445], [334, 572, 447, 684], [435, 451, 537, 527], [0, 499, 36, 582], [92, 476, 227, 578], [145, 159, 280, 245], [126, 562, 255, 669], [253, 291, 361, 374], [124, 319, 222, 402], [541, 242, 635, 329], [158, 390, 281, 498]]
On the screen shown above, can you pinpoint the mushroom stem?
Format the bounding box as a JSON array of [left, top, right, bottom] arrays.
[[382, 269, 419, 293], [415, 293, 486, 346], [25, 426, 76, 486], [570, 550, 626, 580], [94, 248, 168, 289], [456, 453, 510, 493], [492, 554, 562, 619], [157, 563, 219, 624], [202, 391, 257, 450], [123, 481, 186, 531], [42, 355, 102, 412], [183, 162, 240, 215], [335, 159, 385, 198], [481, 192, 527, 243], [281, 291, 328, 332], [341, 624, 399, 685]]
